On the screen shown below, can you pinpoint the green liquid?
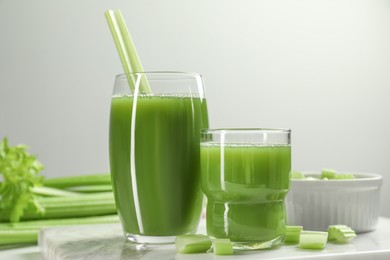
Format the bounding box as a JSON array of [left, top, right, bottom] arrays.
[[201, 143, 291, 243], [109, 94, 208, 236]]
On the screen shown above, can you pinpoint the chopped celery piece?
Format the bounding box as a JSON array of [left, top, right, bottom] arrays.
[[213, 239, 233, 255], [175, 234, 212, 254], [321, 169, 356, 180], [291, 171, 305, 179], [304, 176, 320, 180], [299, 231, 328, 250], [334, 174, 356, 180], [285, 226, 303, 244], [328, 225, 356, 243], [321, 169, 337, 179]]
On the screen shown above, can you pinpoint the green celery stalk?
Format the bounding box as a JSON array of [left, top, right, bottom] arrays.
[[34, 191, 114, 207], [0, 192, 116, 221], [1, 138, 116, 225], [105, 9, 151, 93], [114, 10, 151, 93], [43, 174, 111, 189], [65, 184, 113, 193], [2, 204, 116, 221], [0, 215, 119, 230], [0, 229, 37, 245], [30, 186, 81, 197], [0, 215, 119, 245], [23, 193, 116, 220], [105, 9, 136, 90], [37, 191, 113, 202]]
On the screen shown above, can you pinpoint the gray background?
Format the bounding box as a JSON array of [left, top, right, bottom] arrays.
[[1, 0, 389, 216]]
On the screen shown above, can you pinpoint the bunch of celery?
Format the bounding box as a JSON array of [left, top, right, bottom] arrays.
[[0, 137, 118, 247]]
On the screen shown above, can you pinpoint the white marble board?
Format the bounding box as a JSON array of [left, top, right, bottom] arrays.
[[39, 218, 390, 260]]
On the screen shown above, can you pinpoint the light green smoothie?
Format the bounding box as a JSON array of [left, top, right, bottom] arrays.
[[201, 143, 291, 244]]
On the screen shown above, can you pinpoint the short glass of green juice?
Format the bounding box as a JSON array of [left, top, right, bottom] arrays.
[[109, 72, 209, 244], [200, 128, 291, 249]]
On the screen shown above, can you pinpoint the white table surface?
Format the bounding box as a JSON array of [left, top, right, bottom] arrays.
[[2, 217, 390, 260]]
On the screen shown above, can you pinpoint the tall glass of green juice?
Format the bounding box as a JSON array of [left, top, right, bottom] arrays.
[[109, 72, 209, 244], [201, 128, 291, 249]]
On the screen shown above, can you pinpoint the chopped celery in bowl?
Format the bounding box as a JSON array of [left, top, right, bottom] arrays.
[[286, 170, 383, 233]]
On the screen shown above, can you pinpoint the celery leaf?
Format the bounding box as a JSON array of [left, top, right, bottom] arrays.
[[0, 137, 44, 222]]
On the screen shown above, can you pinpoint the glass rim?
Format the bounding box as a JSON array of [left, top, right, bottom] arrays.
[[115, 71, 202, 79], [201, 128, 291, 134]]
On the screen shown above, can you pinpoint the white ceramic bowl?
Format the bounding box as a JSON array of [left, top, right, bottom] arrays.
[[285, 172, 383, 233]]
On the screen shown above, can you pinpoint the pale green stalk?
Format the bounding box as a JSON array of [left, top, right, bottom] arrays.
[[43, 174, 111, 189], [105, 10, 136, 90], [0, 215, 119, 230], [105, 9, 151, 93], [114, 10, 151, 93], [31, 186, 80, 197], [65, 184, 113, 193], [0, 215, 119, 245], [0, 192, 116, 221], [0, 229, 37, 245]]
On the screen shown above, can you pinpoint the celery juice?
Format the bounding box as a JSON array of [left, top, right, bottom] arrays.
[[110, 94, 208, 238], [201, 143, 291, 246]]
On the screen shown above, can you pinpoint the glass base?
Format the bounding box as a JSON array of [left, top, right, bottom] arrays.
[[125, 233, 176, 244], [231, 235, 285, 250]]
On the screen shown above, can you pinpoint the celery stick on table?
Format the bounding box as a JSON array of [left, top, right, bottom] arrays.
[[0, 137, 119, 246], [175, 234, 212, 254]]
